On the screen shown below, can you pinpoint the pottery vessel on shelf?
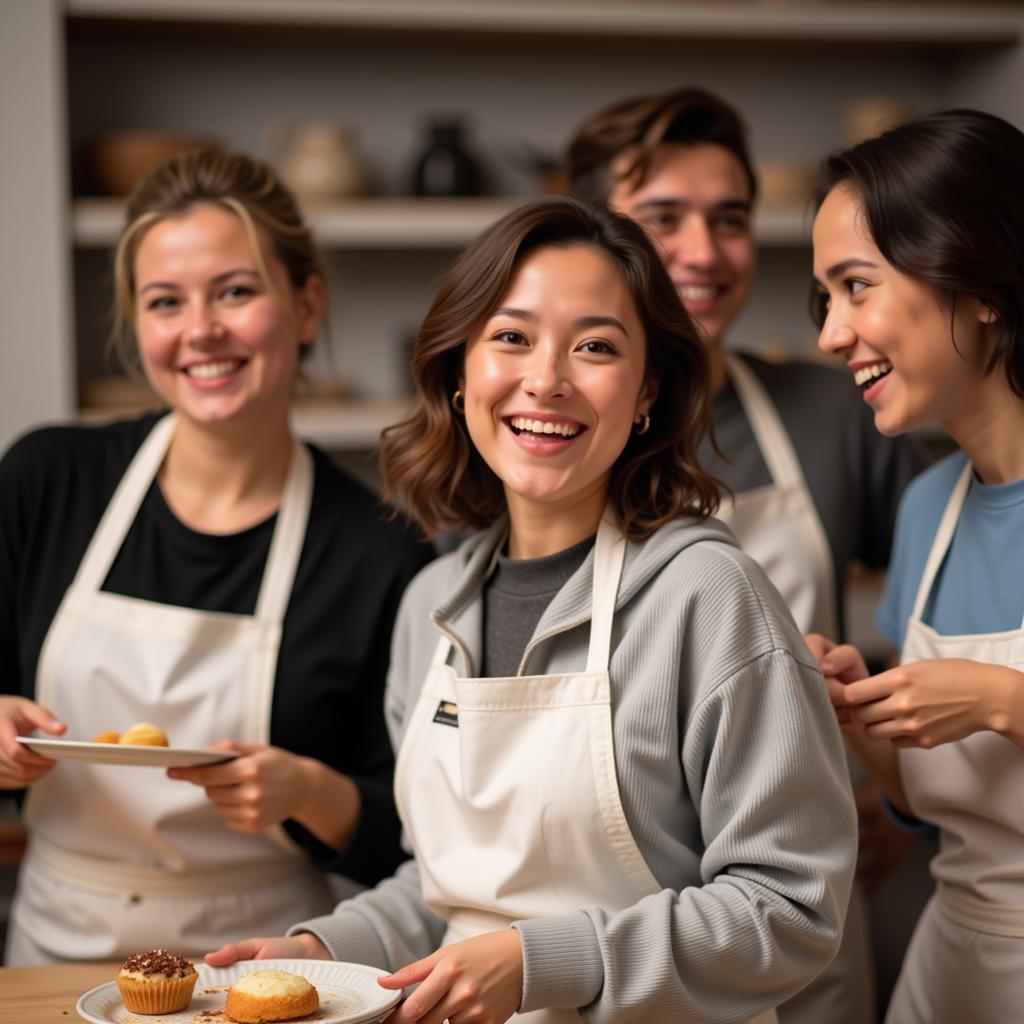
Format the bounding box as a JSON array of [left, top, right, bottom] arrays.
[[90, 131, 216, 196], [756, 159, 818, 207], [844, 97, 912, 145], [279, 124, 366, 199]]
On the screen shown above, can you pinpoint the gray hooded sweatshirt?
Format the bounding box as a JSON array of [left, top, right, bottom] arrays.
[[290, 515, 857, 1023]]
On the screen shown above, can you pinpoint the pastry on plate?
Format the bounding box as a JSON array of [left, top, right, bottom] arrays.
[[91, 730, 121, 743], [118, 722, 169, 747], [224, 968, 320, 1023], [116, 949, 197, 1014]]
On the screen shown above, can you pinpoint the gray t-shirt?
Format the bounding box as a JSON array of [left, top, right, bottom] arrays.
[[698, 351, 923, 638], [482, 535, 595, 677]]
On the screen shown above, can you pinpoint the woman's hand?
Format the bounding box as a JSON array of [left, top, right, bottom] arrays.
[[168, 742, 317, 833], [168, 743, 359, 848], [0, 696, 65, 788], [837, 659, 1024, 749], [805, 634, 870, 724], [204, 931, 330, 967], [379, 929, 523, 1024], [805, 634, 909, 810]]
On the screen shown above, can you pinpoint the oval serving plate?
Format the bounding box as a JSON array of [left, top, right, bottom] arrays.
[[77, 958, 402, 1024], [15, 735, 240, 769]]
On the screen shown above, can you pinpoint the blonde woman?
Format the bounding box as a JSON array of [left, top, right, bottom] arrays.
[[0, 150, 430, 964]]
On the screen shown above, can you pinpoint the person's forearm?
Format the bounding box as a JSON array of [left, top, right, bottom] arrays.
[[292, 759, 361, 851], [984, 665, 1024, 748]]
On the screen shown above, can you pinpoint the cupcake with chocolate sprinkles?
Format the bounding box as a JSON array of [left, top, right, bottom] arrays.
[[116, 949, 197, 1014]]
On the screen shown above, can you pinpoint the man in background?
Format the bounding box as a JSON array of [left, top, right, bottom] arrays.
[[567, 86, 925, 1024]]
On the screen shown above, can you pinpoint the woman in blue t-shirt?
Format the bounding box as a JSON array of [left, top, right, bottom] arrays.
[[807, 109, 1024, 1023]]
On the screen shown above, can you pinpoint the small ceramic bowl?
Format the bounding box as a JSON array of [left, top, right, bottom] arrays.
[[90, 131, 217, 195]]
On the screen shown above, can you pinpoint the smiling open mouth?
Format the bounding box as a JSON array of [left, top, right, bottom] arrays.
[[184, 359, 245, 380], [853, 361, 893, 391], [507, 416, 583, 440], [679, 285, 721, 303]]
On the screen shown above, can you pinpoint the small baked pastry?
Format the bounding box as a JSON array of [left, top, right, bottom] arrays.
[[224, 968, 320, 1023], [92, 730, 121, 743], [116, 949, 197, 1014], [119, 723, 169, 747]]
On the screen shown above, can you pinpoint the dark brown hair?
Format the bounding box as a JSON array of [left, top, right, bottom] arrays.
[[379, 196, 720, 541], [112, 148, 324, 365], [566, 87, 757, 207], [812, 109, 1024, 398]]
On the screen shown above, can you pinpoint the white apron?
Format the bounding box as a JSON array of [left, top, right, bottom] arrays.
[[886, 462, 1024, 1024], [717, 357, 873, 1024], [7, 414, 333, 965], [717, 355, 837, 640], [394, 516, 778, 1024]]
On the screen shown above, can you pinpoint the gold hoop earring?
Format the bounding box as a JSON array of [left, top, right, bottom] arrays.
[[452, 389, 465, 414], [634, 413, 651, 436]]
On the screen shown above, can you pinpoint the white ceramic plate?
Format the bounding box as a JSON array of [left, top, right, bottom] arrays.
[[77, 959, 402, 1024], [15, 735, 240, 769]]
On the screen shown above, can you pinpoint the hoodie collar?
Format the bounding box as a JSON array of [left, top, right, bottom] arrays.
[[432, 513, 738, 677]]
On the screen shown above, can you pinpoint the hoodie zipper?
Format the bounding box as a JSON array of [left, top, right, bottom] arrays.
[[432, 608, 596, 679], [515, 611, 595, 677], [430, 612, 475, 677]]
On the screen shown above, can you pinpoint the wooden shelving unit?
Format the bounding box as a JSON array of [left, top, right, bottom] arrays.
[[5, 0, 1023, 448]]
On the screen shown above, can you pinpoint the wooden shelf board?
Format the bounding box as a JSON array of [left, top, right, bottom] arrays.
[[72, 196, 811, 248], [65, 1, 1022, 47], [291, 398, 412, 448], [78, 399, 412, 450]]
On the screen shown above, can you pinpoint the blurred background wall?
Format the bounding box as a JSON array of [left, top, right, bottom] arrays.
[[3, 0, 1023, 454]]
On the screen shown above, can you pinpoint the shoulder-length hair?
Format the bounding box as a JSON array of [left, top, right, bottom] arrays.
[[812, 109, 1024, 398], [380, 196, 720, 542]]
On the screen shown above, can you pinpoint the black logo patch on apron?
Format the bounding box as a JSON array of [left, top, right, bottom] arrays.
[[432, 700, 459, 728]]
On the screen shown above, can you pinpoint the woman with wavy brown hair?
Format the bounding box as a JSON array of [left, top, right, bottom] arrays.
[[210, 197, 856, 1024]]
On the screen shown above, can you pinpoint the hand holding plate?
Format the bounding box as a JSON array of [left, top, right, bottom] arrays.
[[204, 932, 330, 967], [168, 741, 318, 833], [0, 695, 65, 788]]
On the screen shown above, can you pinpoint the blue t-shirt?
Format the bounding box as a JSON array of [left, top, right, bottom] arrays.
[[878, 450, 1024, 650]]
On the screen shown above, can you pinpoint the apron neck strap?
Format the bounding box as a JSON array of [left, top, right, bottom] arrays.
[[73, 414, 178, 593], [910, 461, 973, 622], [726, 354, 804, 488], [585, 513, 627, 673], [254, 441, 313, 622]]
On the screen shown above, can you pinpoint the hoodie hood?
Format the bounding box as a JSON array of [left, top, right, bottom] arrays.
[[431, 513, 740, 677]]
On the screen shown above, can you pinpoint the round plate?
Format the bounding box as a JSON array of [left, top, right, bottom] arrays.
[[15, 736, 240, 768], [77, 959, 402, 1024]]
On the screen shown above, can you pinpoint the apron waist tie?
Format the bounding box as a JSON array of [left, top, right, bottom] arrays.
[[28, 834, 313, 899], [936, 882, 1024, 938]]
